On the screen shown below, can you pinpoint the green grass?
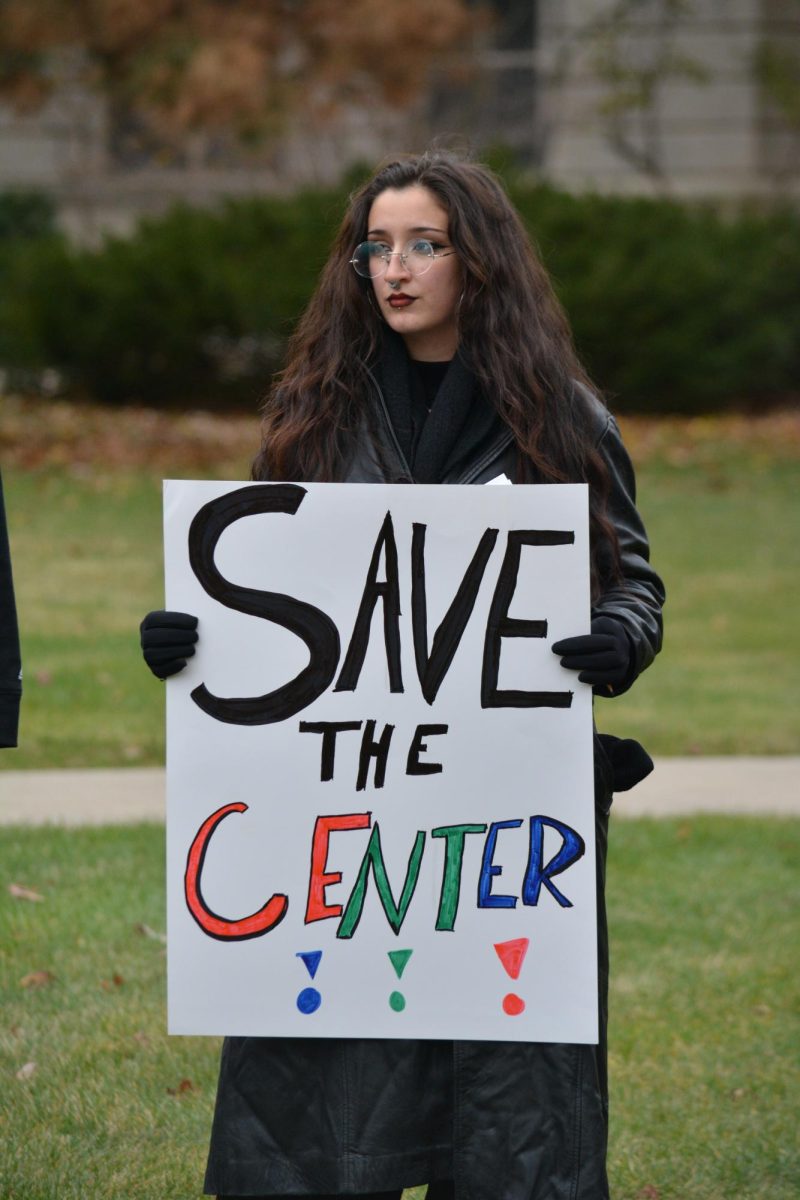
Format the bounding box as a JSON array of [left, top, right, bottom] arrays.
[[4, 469, 166, 767], [600, 451, 800, 754], [0, 825, 218, 1198], [2, 419, 799, 767], [606, 817, 799, 1199], [1, 818, 797, 1199]]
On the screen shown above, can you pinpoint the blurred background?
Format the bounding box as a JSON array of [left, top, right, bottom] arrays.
[[0, 9, 798, 1198], [0, 0, 798, 410], [1, 0, 798, 774]]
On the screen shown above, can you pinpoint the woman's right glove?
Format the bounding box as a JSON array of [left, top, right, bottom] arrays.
[[140, 610, 198, 680]]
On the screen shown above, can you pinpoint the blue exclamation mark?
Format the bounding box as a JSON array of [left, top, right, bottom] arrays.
[[296, 950, 323, 1014]]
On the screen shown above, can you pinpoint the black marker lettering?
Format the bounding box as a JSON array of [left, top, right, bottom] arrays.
[[188, 484, 340, 725], [412, 523, 499, 704], [356, 720, 395, 791], [481, 530, 575, 709], [299, 720, 363, 781], [335, 511, 403, 694], [406, 724, 449, 776]]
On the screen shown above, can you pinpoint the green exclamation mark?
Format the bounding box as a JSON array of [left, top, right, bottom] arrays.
[[388, 948, 413, 1012]]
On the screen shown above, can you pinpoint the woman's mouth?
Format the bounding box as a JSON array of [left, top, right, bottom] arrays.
[[388, 293, 415, 308]]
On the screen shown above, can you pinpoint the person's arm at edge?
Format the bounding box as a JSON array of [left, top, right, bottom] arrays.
[[0, 470, 22, 748]]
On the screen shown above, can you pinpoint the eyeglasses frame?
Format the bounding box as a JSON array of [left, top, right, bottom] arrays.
[[350, 238, 456, 279]]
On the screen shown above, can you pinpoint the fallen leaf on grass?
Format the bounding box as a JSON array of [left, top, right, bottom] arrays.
[[134, 922, 167, 945], [133, 1031, 151, 1047], [730, 1087, 747, 1102], [8, 883, 44, 902], [20, 970, 55, 989], [16, 1061, 37, 1081], [100, 973, 124, 990], [166, 1078, 194, 1096], [33, 670, 53, 686], [636, 1188, 660, 1200]]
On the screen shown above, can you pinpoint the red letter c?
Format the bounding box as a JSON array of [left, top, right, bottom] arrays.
[[184, 802, 288, 940]]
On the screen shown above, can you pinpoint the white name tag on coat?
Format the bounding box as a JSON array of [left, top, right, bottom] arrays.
[[164, 481, 597, 1043]]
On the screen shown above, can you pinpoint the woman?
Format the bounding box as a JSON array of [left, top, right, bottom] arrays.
[[141, 151, 664, 1200]]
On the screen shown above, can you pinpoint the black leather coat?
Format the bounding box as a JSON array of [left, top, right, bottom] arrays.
[[203, 379, 665, 1200]]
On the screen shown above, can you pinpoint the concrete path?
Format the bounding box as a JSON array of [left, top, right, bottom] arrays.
[[0, 758, 798, 825]]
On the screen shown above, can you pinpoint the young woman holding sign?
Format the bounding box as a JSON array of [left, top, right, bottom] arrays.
[[141, 152, 664, 1200]]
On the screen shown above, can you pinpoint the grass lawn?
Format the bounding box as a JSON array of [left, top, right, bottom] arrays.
[[600, 443, 800, 755], [2, 403, 799, 767], [1, 816, 797, 1199]]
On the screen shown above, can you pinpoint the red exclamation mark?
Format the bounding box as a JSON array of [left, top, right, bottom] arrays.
[[494, 937, 529, 1016]]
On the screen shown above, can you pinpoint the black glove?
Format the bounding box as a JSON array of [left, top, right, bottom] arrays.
[[140, 610, 198, 680], [597, 733, 654, 791], [551, 615, 632, 695]]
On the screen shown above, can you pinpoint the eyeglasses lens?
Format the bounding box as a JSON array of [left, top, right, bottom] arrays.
[[352, 240, 436, 278]]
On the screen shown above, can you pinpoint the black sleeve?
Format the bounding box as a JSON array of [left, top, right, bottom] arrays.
[[591, 412, 665, 692], [0, 470, 22, 747]]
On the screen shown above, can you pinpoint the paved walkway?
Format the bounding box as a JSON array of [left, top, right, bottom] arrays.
[[0, 758, 798, 825]]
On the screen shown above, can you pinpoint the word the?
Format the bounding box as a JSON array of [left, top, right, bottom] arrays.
[[299, 720, 448, 788]]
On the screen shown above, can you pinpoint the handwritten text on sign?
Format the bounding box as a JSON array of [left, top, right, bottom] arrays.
[[164, 481, 597, 1042]]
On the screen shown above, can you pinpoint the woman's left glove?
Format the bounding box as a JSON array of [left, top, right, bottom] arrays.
[[551, 615, 632, 694]]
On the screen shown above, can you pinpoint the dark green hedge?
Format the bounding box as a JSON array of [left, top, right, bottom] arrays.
[[510, 186, 800, 411], [1, 184, 798, 412], [0, 189, 57, 241]]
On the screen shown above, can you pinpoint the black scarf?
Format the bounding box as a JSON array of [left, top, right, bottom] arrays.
[[376, 330, 501, 483]]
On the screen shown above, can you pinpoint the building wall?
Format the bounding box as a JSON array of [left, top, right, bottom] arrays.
[[536, 0, 800, 197], [0, 0, 797, 241]]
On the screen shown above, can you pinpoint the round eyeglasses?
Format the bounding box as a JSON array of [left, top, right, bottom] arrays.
[[350, 238, 455, 279]]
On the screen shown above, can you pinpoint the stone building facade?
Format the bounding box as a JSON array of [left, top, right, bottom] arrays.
[[536, 0, 800, 196], [0, 1, 797, 240]]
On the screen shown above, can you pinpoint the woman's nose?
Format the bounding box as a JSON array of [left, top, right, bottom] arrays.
[[384, 250, 411, 285]]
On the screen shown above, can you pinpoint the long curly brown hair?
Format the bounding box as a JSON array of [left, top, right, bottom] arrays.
[[253, 151, 620, 583]]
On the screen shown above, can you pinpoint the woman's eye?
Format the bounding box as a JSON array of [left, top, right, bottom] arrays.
[[409, 239, 434, 253]]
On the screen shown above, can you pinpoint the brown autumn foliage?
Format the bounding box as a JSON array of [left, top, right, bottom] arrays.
[[0, 0, 482, 141], [20, 969, 56, 988], [2, 396, 799, 476], [166, 1077, 195, 1095]]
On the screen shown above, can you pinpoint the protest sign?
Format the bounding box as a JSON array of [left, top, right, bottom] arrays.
[[164, 480, 597, 1042]]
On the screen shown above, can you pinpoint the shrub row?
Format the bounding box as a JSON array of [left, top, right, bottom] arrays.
[[1, 182, 798, 412]]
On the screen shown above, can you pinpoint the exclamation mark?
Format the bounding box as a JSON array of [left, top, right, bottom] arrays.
[[296, 950, 323, 1014], [494, 937, 529, 1016], [387, 948, 413, 1012]]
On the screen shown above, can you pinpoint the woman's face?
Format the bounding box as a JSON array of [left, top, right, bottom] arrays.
[[366, 185, 462, 362]]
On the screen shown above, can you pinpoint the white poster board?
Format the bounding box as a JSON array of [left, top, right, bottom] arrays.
[[164, 480, 597, 1043]]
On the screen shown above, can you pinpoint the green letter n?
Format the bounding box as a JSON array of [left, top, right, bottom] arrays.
[[337, 823, 425, 939]]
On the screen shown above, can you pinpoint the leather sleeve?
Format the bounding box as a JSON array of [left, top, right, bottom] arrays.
[[591, 411, 665, 693], [0, 472, 22, 748]]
